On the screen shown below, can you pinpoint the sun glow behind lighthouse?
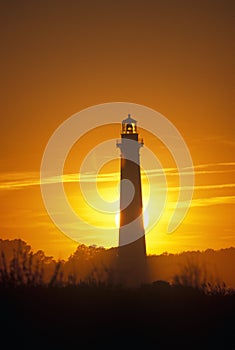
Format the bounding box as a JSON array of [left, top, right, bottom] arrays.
[[115, 208, 149, 229], [61, 120, 173, 249]]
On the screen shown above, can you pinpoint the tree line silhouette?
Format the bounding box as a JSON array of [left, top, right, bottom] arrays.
[[0, 238, 235, 292]]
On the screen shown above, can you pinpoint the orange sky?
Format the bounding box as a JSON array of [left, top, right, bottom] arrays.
[[0, 1, 234, 259]]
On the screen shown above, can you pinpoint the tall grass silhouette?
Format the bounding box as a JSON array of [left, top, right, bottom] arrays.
[[172, 258, 233, 295]]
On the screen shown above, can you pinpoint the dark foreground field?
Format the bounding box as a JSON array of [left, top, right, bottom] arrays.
[[1, 283, 235, 349]]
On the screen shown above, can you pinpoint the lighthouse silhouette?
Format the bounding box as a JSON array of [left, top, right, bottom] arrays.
[[116, 114, 147, 285]]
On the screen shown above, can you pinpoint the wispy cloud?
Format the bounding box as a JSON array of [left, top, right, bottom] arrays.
[[0, 162, 234, 191], [162, 183, 235, 193], [192, 162, 235, 169], [169, 195, 235, 209], [0, 173, 40, 190]]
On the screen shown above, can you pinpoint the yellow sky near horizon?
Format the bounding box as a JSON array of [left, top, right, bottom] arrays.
[[0, 158, 234, 259]]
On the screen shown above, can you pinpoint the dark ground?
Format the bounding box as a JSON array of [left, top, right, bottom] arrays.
[[1, 283, 235, 349]]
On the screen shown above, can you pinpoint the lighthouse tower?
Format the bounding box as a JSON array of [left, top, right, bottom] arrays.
[[116, 115, 146, 283]]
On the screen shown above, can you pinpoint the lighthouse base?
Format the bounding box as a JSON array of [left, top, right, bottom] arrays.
[[117, 237, 148, 286]]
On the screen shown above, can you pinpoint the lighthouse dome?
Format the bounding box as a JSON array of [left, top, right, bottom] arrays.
[[122, 114, 137, 134]]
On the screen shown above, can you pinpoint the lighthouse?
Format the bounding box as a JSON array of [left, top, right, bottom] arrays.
[[116, 115, 147, 284]]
